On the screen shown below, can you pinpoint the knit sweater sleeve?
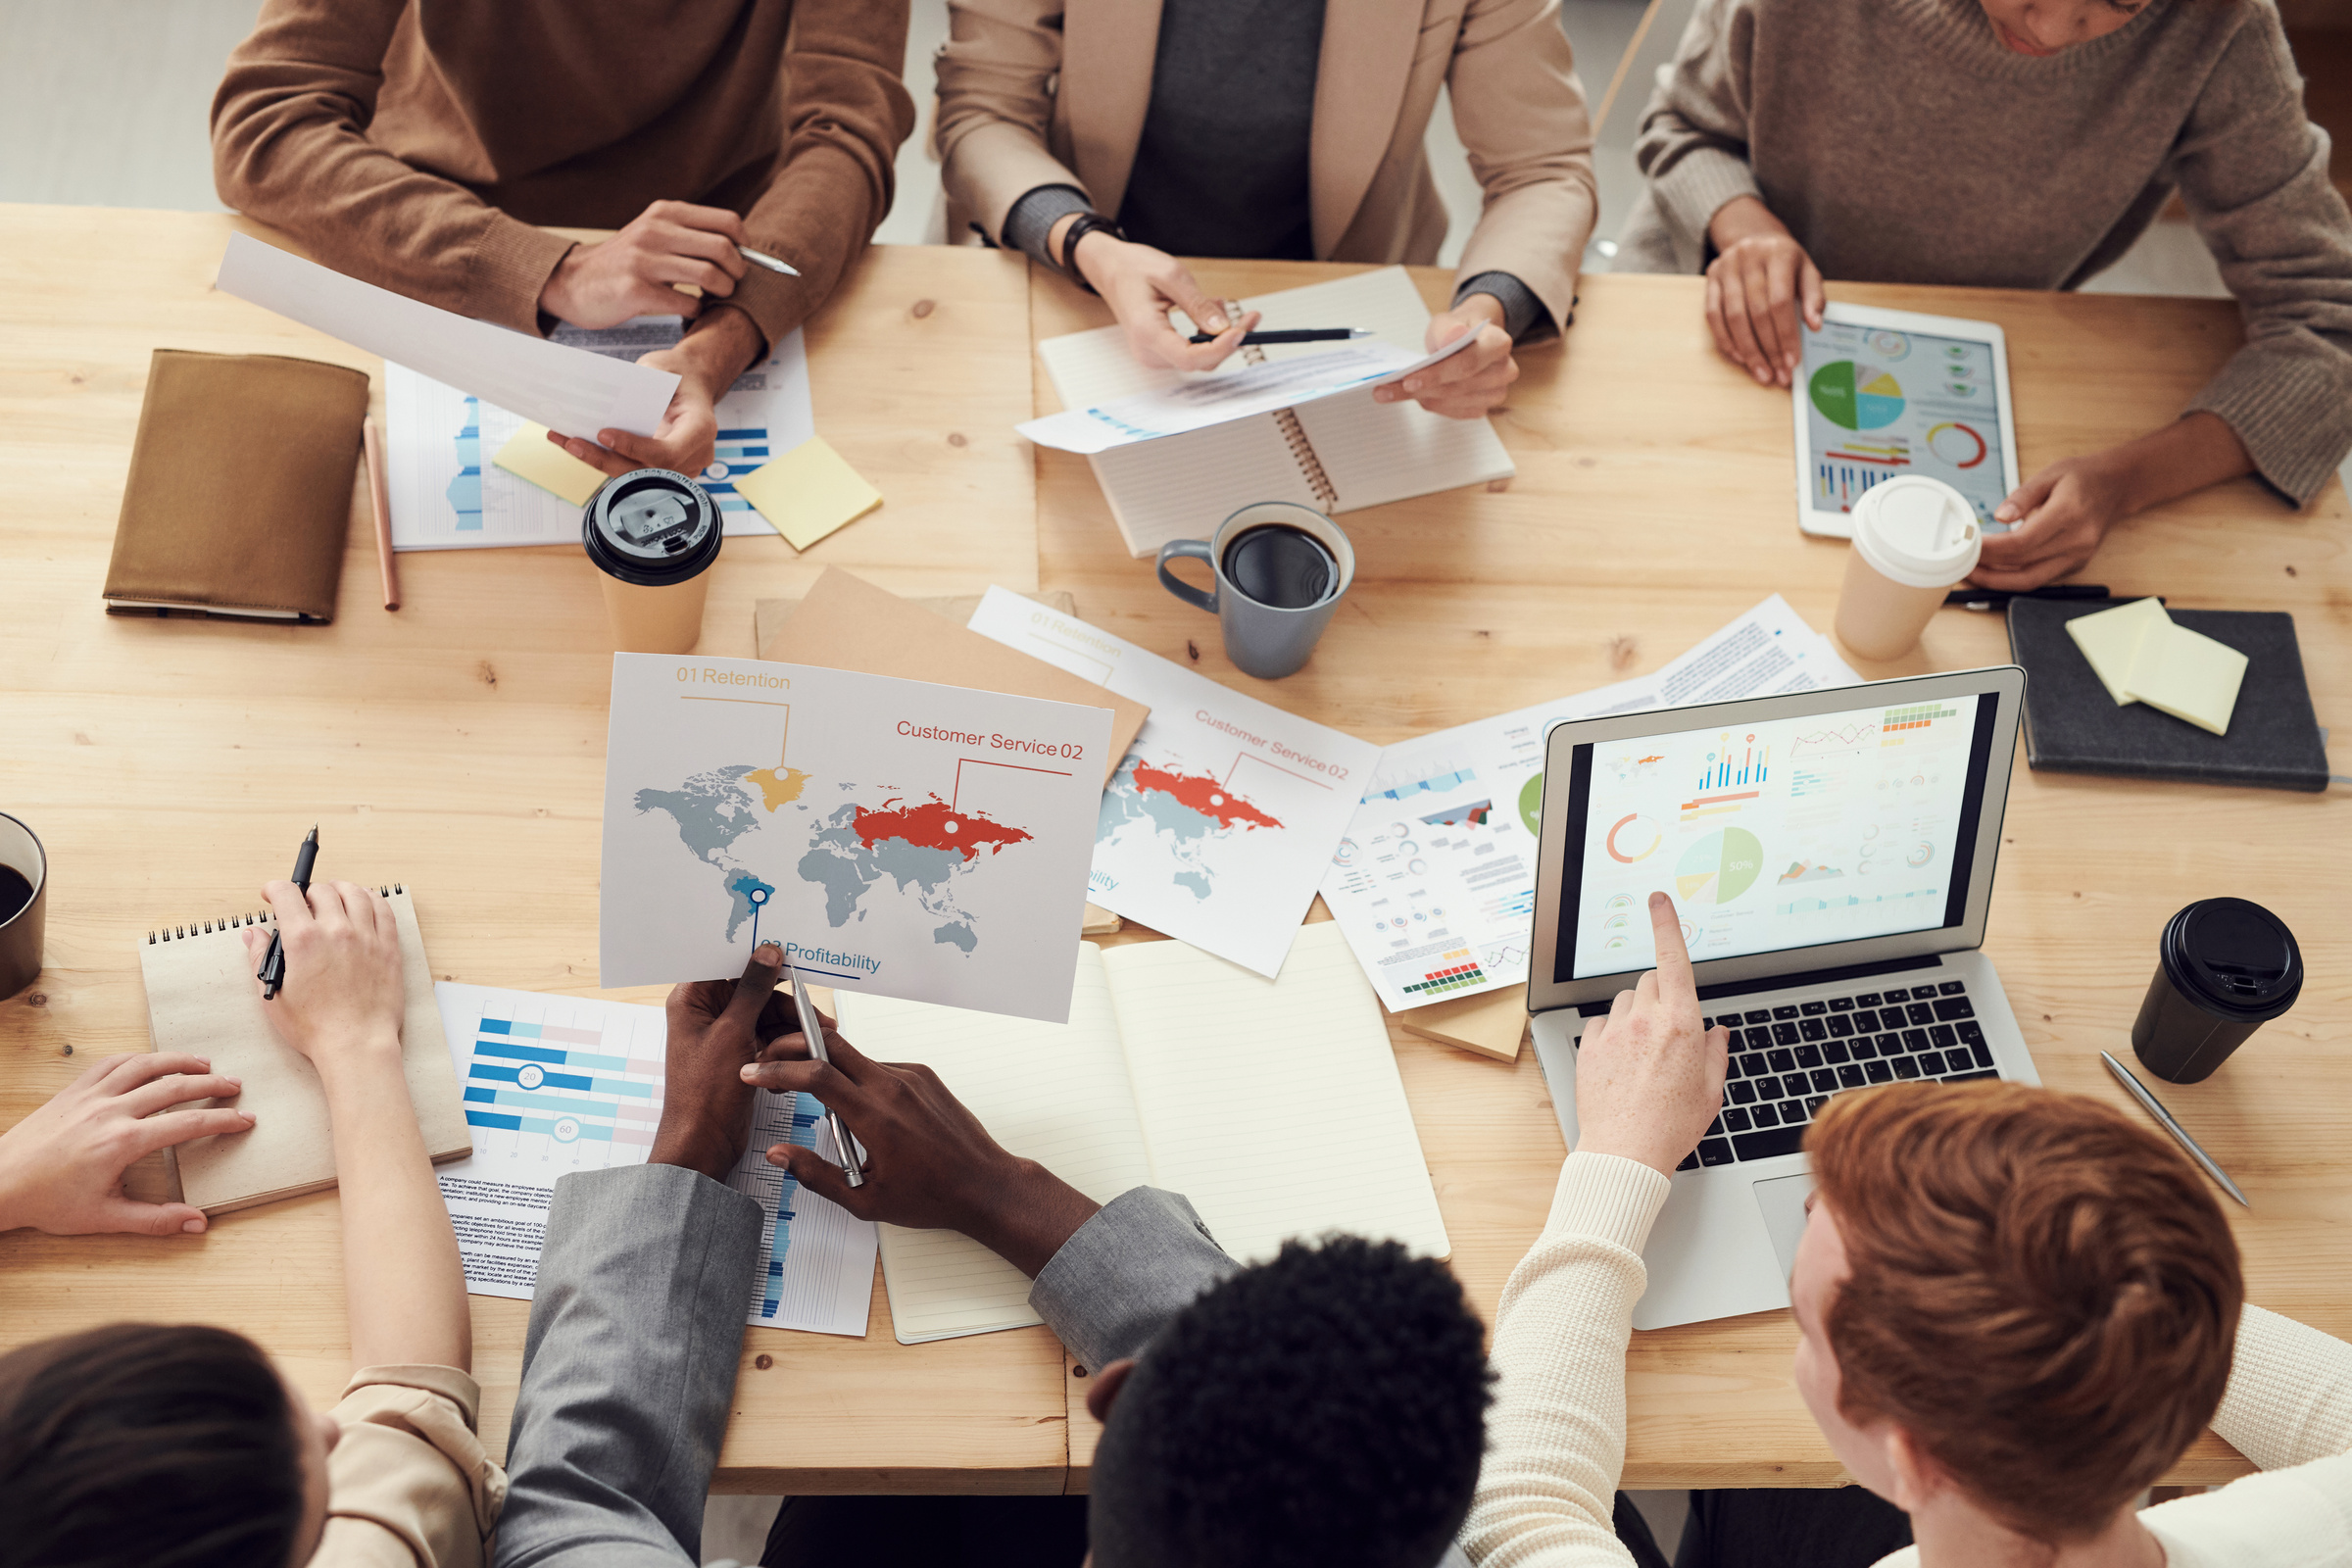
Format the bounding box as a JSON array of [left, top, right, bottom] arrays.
[[1458, 1152, 1673, 1568], [1629, 0, 1766, 275], [2211, 1304, 2352, 1471], [2170, 8, 2352, 506]]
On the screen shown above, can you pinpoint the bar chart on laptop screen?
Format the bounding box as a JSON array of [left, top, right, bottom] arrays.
[[458, 1003, 665, 1170]]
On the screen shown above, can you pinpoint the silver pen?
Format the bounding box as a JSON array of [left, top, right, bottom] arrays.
[[789, 955, 864, 1189], [738, 245, 801, 277], [2100, 1052, 2247, 1207]]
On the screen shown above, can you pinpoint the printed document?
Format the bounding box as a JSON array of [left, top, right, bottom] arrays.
[[965, 587, 1380, 978], [598, 654, 1110, 1021]]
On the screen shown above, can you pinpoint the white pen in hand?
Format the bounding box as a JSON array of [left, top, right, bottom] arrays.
[[738, 245, 800, 278], [789, 955, 864, 1188]]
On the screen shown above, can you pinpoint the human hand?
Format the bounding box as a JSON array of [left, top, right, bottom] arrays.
[[743, 1021, 1101, 1277], [1374, 295, 1517, 418], [1969, 452, 2132, 590], [0, 1054, 254, 1236], [547, 305, 763, 480], [537, 200, 750, 329], [238, 880, 405, 1088], [648, 943, 798, 1183], [1575, 892, 1729, 1175], [1060, 222, 1258, 371], [1704, 196, 1824, 387]]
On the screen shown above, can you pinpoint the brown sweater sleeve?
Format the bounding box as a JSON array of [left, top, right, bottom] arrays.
[[209, 0, 574, 334], [1629, 0, 1766, 275], [722, 0, 918, 353], [2171, 10, 2352, 508]]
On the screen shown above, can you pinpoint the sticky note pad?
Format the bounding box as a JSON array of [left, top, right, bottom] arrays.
[[733, 436, 882, 551], [493, 422, 608, 506], [2064, 596, 2172, 707], [2122, 621, 2249, 736]]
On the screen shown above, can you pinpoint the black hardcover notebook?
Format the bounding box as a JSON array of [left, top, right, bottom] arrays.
[[2006, 600, 2328, 792]]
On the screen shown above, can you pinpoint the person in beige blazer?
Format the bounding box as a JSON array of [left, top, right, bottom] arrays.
[[936, 0, 1597, 418]]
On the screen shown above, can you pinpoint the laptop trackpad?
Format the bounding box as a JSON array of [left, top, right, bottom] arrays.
[[1752, 1172, 1816, 1284]]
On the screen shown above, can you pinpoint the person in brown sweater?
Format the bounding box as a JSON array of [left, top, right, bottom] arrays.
[[212, 0, 915, 482], [1620, 0, 2352, 590]]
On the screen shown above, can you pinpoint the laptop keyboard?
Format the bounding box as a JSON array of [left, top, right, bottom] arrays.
[[1583, 978, 1999, 1171]]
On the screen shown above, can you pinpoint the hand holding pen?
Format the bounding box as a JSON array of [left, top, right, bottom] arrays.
[[256, 825, 318, 1000]]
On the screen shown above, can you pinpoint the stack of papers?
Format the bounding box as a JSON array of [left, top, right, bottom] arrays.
[[2065, 598, 2248, 735]]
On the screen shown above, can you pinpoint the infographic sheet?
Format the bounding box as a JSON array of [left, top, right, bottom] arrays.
[[1569, 692, 1981, 978], [966, 587, 1382, 978], [598, 655, 1109, 1021], [1800, 318, 2008, 527]]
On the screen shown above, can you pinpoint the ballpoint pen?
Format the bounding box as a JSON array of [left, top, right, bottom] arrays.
[[1944, 583, 2123, 612], [256, 825, 318, 1001], [738, 245, 800, 277], [2100, 1051, 2249, 1206], [789, 954, 865, 1189], [1187, 327, 1373, 345]]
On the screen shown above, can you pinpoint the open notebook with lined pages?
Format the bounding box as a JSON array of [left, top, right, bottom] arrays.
[[833, 922, 1450, 1344], [1035, 267, 1516, 558]]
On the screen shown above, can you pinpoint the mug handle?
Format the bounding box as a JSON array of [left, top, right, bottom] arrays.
[[1154, 539, 1219, 613]]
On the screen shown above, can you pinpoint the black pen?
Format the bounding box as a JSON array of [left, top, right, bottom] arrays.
[[1945, 583, 2122, 612], [257, 825, 318, 1001], [1186, 327, 1374, 345]]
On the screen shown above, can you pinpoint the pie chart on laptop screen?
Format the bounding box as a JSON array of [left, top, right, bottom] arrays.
[[1809, 361, 1905, 431], [1676, 827, 1764, 906]]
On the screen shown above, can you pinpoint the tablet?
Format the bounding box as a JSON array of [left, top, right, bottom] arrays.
[[1792, 302, 2020, 539]]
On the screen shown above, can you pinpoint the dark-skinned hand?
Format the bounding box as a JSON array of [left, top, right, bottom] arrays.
[[648, 943, 800, 1182]]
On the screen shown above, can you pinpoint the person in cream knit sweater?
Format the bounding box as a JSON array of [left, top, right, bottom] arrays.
[[1464, 891, 2352, 1568]]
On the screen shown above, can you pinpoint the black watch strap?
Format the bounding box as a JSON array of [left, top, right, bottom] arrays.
[[1057, 213, 1124, 295]]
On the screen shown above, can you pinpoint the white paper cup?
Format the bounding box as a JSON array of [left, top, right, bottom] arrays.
[[1836, 476, 1982, 661]]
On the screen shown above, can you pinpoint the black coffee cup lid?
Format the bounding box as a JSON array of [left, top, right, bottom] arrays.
[[583, 469, 721, 586], [2161, 898, 2302, 1021]]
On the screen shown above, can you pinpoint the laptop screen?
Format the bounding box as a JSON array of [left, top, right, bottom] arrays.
[[1551, 689, 2002, 982]]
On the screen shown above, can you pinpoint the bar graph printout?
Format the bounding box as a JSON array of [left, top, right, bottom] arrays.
[[431, 982, 877, 1336]]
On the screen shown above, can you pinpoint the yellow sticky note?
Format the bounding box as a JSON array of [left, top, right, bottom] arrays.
[[2064, 597, 2172, 707], [493, 422, 608, 507], [2122, 621, 2248, 736], [733, 436, 883, 551]]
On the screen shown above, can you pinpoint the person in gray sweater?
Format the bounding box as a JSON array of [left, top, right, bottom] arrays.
[[1619, 0, 2352, 589]]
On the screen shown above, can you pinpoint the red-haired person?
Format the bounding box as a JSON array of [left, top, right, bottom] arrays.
[[1460, 890, 2352, 1568], [1618, 0, 2352, 590]]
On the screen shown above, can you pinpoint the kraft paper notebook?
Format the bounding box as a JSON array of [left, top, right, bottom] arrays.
[[834, 921, 1451, 1344], [103, 349, 368, 622], [1035, 267, 1516, 558], [138, 886, 470, 1212]]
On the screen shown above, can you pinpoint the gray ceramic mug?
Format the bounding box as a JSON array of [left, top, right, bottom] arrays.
[[1154, 503, 1354, 679]]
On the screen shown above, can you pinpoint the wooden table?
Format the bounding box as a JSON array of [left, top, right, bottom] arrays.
[[2, 207, 2345, 1492]]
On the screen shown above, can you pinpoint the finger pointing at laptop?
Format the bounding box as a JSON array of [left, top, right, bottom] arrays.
[[1573, 892, 1730, 1176]]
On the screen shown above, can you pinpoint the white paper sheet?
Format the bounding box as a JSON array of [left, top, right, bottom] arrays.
[[384, 319, 811, 550], [430, 982, 877, 1336], [965, 587, 1382, 978], [216, 232, 676, 436], [1321, 597, 1864, 1012], [597, 654, 1110, 1020]]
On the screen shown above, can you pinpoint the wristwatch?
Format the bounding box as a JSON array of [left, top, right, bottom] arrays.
[[1056, 213, 1124, 295]]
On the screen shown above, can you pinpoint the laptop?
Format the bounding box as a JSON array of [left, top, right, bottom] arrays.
[[1528, 666, 2039, 1329]]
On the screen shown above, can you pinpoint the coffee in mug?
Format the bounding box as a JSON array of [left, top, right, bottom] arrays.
[[2131, 898, 2302, 1084], [0, 810, 47, 1001], [1835, 476, 1982, 661], [1155, 503, 1355, 680], [1220, 524, 1339, 611], [583, 468, 722, 655]]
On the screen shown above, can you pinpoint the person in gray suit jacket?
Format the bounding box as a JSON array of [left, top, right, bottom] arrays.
[[491, 943, 1494, 1568]]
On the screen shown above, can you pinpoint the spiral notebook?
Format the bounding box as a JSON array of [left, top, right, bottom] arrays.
[[1036, 267, 1517, 558], [138, 886, 470, 1213]]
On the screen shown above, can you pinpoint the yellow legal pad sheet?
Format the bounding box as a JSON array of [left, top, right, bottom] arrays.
[[2123, 620, 2249, 736], [734, 435, 882, 550], [2064, 596, 2171, 707], [492, 421, 608, 506]]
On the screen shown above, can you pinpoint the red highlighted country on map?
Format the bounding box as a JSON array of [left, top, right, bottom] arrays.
[[1130, 764, 1282, 831], [854, 796, 1034, 860]]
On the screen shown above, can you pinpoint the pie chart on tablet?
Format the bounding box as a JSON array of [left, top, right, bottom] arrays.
[[1809, 361, 1905, 431]]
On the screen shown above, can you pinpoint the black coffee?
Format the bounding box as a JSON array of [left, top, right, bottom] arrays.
[[1221, 524, 1337, 611], [0, 866, 31, 926]]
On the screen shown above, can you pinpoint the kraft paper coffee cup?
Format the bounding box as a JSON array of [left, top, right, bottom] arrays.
[[2132, 898, 2302, 1084], [582, 469, 722, 655], [1836, 476, 1982, 661]]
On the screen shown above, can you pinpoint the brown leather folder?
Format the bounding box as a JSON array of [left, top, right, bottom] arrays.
[[102, 350, 368, 622]]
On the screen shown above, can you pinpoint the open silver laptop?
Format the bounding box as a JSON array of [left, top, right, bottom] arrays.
[[1529, 667, 2039, 1329]]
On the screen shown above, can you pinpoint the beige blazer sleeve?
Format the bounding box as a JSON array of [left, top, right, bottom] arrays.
[[311, 1365, 507, 1568], [934, 0, 1093, 245]]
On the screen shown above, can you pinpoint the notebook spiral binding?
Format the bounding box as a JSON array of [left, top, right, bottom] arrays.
[[1231, 301, 1340, 513], [147, 884, 405, 944]]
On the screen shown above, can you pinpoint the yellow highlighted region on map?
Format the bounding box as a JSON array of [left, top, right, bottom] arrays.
[[744, 766, 812, 810]]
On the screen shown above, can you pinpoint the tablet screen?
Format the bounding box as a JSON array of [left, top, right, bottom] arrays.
[[1801, 320, 2008, 529]]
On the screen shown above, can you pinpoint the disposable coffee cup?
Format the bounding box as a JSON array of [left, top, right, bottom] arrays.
[[582, 468, 722, 655], [0, 810, 48, 1001], [2131, 898, 2302, 1084], [1154, 502, 1354, 679], [1836, 476, 1982, 661]]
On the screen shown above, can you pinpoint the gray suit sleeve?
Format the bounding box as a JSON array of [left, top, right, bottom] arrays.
[[1027, 1187, 1241, 1369], [493, 1163, 765, 1568]]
